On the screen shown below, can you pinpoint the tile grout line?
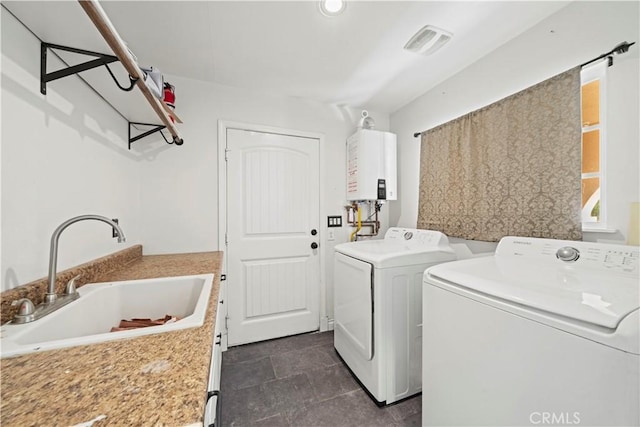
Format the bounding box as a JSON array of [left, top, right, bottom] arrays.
[[220, 332, 421, 426]]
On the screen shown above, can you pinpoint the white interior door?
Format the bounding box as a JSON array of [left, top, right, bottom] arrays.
[[226, 128, 320, 346]]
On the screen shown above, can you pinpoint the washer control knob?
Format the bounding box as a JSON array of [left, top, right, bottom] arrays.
[[556, 246, 580, 262]]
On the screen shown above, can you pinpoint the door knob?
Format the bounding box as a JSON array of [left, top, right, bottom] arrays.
[[311, 242, 318, 249], [311, 229, 317, 236]]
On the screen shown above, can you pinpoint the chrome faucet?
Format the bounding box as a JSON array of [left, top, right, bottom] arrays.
[[45, 215, 126, 303], [11, 215, 126, 324]]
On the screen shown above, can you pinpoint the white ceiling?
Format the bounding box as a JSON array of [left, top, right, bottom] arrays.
[[3, 1, 570, 114]]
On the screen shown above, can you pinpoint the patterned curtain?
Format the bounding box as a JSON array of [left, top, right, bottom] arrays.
[[417, 67, 582, 241]]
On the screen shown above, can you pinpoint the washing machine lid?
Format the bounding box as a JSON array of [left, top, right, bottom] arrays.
[[426, 236, 640, 330], [334, 228, 457, 268]]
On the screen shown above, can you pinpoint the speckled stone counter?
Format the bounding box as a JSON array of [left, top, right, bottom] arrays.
[[0, 251, 223, 427]]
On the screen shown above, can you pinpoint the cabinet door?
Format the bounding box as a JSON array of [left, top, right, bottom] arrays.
[[207, 302, 224, 392], [216, 280, 227, 350], [204, 393, 219, 427], [209, 333, 223, 391]]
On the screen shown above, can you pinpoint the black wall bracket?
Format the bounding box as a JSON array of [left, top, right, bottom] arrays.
[[128, 122, 184, 149], [128, 122, 166, 150], [41, 41, 183, 149], [41, 42, 138, 95]]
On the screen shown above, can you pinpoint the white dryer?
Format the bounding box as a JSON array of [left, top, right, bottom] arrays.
[[422, 236, 640, 426], [333, 227, 495, 405]]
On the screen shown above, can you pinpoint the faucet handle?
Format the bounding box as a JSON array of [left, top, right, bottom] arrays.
[[65, 274, 82, 295], [11, 298, 36, 324], [12, 298, 35, 315]]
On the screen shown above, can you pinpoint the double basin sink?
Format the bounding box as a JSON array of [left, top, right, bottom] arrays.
[[1, 274, 214, 358]]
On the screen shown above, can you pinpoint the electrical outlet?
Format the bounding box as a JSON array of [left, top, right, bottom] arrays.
[[327, 229, 335, 241]]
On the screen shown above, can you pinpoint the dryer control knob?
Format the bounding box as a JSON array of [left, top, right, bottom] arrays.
[[556, 246, 580, 262]]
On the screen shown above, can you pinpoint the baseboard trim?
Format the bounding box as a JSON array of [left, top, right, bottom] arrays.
[[320, 316, 334, 331]]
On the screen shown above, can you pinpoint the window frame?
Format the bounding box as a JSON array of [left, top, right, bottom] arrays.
[[580, 61, 608, 230]]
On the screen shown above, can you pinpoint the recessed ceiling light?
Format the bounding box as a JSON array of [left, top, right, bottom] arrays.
[[319, 0, 346, 17]]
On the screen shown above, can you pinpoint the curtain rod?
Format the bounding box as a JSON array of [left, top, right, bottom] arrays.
[[580, 40, 635, 68], [413, 40, 636, 138]]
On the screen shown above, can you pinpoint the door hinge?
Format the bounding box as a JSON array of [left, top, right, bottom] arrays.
[[225, 315, 229, 330], [224, 233, 228, 246], [224, 148, 229, 161]]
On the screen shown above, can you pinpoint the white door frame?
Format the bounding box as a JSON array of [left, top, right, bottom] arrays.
[[217, 120, 329, 339]]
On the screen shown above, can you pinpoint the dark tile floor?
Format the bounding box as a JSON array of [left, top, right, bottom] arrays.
[[220, 331, 421, 426]]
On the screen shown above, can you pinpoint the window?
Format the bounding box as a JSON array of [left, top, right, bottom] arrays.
[[580, 62, 607, 227]]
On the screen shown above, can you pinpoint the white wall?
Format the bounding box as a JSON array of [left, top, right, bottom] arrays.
[[602, 56, 640, 243], [137, 74, 390, 322], [390, 1, 639, 244], [1, 10, 142, 291]]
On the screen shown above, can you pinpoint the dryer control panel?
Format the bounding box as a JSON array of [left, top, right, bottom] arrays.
[[384, 227, 450, 248], [496, 236, 639, 275]]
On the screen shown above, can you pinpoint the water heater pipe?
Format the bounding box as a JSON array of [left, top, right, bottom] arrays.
[[349, 205, 362, 242]]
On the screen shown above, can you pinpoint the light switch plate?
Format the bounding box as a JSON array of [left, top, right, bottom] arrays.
[[327, 215, 342, 227], [327, 229, 335, 241]]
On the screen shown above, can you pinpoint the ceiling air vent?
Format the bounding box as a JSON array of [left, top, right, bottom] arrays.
[[404, 25, 453, 55]]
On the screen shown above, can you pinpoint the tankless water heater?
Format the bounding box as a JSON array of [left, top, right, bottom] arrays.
[[346, 129, 397, 201]]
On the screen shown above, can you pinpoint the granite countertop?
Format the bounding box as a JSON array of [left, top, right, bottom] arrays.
[[0, 251, 223, 427]]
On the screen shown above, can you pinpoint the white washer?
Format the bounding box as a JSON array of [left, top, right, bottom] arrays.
[[333, 227, 495, 405], [422, 236, 640, 426]]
